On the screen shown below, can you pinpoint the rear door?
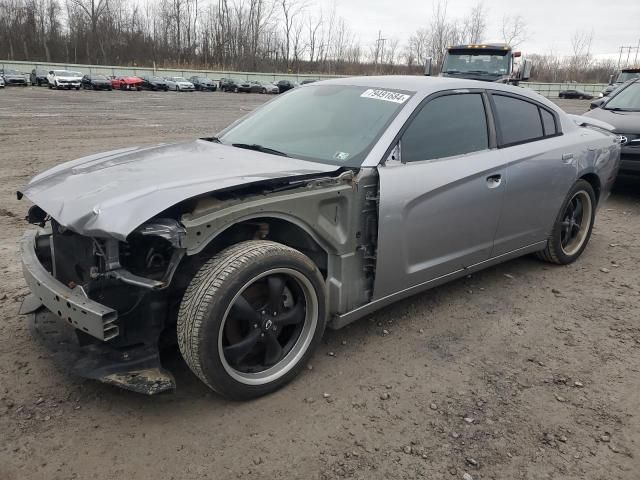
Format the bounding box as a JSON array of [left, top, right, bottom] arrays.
[[488, 92, 576, 256], [374, 90, 507, 299]]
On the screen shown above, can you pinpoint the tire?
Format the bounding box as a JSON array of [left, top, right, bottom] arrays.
[[261, 88, 266, 94], [536, 179, 596, 265], [48, 83, 52, 89], [177, 240, 326, 400], [233, 87, 238, 93]]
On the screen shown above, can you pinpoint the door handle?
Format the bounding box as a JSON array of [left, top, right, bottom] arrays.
[[562, 153, 575, 164], [486, 174, 502, 189]]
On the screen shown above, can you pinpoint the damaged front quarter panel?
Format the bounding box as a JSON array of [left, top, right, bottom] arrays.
[[180, 169, 381, 318]]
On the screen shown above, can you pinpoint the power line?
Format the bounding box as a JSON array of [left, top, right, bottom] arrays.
[[374, 30, 387, 72]]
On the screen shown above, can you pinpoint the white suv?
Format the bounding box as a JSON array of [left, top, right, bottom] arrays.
[[47, 70, 83, 90]]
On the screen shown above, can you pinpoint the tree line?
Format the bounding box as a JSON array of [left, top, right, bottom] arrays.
[[0, 0, 619, 82]]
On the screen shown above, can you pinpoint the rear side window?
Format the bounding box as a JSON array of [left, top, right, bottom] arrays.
[[540, 108, 557, 136], [402, 93, 489, 162], [492, 94, 543, 146]]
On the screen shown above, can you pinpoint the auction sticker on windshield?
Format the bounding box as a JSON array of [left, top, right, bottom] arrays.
[[360, 89, 411, 104]]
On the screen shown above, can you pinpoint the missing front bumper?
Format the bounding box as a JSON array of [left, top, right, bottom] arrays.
[[27, 306, 175, 395]]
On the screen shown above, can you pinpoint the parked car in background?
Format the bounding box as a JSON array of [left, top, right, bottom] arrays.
[[140, 75, 169, 91], [47, 70, 82, 90], [600, 67, 640, 97], [585, 78, 640, 175], [18, 76, 620, 399], [189, 76, 217, 91], [111, 76, 143, 91], [276, 79, 297, 93], [81, 74, 112, 90], [0, 76, 5, 88], [256, 80, 280, 94], [219, 78, 242, 92], [30, 68, 49, 86], [1, 69, 28, 86], [165, 76, 195, 91], [559, 89, 593, 100], [238, 80, 279, 94]]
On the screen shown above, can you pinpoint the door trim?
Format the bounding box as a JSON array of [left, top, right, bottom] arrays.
[[329, 240, 546, 329]]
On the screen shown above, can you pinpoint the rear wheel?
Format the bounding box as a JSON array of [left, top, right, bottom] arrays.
[[537, 180, 596, 265], [177, 240, 326, 400]]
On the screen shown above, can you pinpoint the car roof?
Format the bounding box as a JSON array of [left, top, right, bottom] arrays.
[[318, 75, 542, 97], [313, 75, 563, 115]]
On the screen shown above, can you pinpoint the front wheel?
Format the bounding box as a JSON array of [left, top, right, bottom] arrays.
[[177, 241, 326, 400], [537, 180, 596, 265]]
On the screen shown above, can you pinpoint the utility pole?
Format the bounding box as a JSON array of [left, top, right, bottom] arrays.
[[374, 30, 387, 73]]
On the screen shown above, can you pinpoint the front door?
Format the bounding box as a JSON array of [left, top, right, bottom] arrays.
[[374, 91, 506, 299]]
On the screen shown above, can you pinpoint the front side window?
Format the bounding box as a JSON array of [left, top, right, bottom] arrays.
[[401, 93, 489, 162], [492, 94, 544, 146], [219, 85, 412, 166]]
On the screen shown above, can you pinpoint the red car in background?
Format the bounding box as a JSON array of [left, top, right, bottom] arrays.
[[111, 76, 143, 91]]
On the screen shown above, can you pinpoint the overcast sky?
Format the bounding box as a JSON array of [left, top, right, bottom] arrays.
[[318, 0, 640, 59]]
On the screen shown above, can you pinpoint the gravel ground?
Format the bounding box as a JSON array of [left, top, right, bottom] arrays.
[[0, 87, 638, 480]]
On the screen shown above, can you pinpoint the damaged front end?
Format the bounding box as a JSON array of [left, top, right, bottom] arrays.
[[20, 212, 187, 395]]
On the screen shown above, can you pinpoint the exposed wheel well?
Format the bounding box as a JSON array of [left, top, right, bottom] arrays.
[[579, 173, 601, 203], [196, 217, 329, 278]]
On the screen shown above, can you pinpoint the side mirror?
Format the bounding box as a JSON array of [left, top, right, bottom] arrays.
[[608, 74, 614, 85], [520, 59, 532, 81], [424, 57, 433, 77], [589, 98, 605, 110]]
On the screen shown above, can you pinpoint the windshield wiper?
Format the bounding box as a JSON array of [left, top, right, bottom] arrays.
[[444, 69, 461, 74], [231, 143, 290, 157], [466, 70, 492, 74], [604, 107, 634, 112]]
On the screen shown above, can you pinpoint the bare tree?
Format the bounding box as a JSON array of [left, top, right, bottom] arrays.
[[429, 0, 450, 67], [569, 29, 594, 79], [462, 1, 486, 44], [501, 14, 526, 48]]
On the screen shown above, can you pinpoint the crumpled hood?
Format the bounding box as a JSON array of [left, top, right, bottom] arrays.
[[20, 139, 340, 240]]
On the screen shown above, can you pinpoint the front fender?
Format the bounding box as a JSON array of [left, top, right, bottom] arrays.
[[181, 182, 357, 256]]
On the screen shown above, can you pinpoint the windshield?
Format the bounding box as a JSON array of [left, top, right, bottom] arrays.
[[617, 71, 640, 83], [219, 84, 412, 166], [443, 51, 511, 75], [92, 75, 108, 80], [605, 82, 640, 111], [173, 77, 188, 82]]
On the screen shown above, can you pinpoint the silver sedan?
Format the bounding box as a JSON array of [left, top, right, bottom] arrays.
[[19, 76, 621, 399]]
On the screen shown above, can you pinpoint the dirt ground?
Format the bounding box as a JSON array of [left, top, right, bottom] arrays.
[[0, 87, 638, 480]]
